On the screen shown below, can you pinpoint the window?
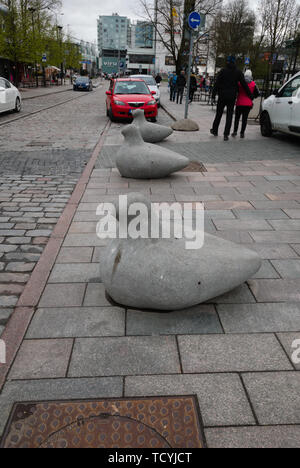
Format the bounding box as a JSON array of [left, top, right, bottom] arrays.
[[279, 76, 300, 98], [0, 78, 6, 88]]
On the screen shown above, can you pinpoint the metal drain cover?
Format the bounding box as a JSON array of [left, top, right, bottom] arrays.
[[181, 162, 207, 172], [1, 396, 204, 448]]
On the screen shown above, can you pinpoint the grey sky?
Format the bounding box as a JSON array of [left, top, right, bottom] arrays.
[[60, 0, 260, 45], [61, 0, 143, 44]]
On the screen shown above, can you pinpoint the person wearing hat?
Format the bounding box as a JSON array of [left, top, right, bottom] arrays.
[[232, 70, 260, 138], [211, 56, 253, 141]]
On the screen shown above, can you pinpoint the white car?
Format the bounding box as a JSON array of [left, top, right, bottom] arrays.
[[0, 77, 22, 114], [130, 74, 161, 106], [260, 71, 300, 138]]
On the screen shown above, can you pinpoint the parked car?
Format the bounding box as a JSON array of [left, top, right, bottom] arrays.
[[130, 74, 161, 106], [73, 76, 93, 92], [106, 78, 158, 122], [0, 77, 21, 114], [260, 71, 300, 138]]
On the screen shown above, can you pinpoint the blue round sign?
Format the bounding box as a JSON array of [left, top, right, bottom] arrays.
[[188, 11, 201, 29]]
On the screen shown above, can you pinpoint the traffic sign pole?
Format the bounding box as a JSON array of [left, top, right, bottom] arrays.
[[184, 30, 194, 120]]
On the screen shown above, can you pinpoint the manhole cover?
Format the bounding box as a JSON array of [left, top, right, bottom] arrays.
[[181, 162, 207, 172], [1, 396, 204, 448]]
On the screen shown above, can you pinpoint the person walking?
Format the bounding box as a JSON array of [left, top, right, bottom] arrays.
[[211, 56, 253, 141], [155, 73, 162, 85], [232, 70, 260, 138], [176, 70, 186, 104], [169, 72, 177, 102], [189, 73, 198, 103]]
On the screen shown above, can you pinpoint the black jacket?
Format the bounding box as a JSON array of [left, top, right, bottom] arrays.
[[212, 64, 253, 101], [177, 74, 186, 88]]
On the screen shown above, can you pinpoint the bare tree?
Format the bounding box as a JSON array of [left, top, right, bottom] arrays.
[[138, 0, 222, 72]]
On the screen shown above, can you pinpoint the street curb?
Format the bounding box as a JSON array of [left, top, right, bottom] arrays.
[[0, 119, 111, 392], [160, 103, 177, 122]]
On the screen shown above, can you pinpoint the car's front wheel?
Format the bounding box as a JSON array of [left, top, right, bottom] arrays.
[[150, 117, 157, 123], [14, 97, 21, 113], [260, 112, 273, 137]]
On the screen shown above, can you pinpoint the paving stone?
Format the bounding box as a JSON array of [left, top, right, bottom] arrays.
[[291, 244, 300, 256], [283, 209, 300, 219], [242, 372, 300, 425], [244, 243, 298, 259], [9, 339, 74, 380], [0, 296, 19, 307], [0, 245, 18, 253], [271, 259, 300, 278], [251, 260, 280, 279], [68, 336, 180, 377], [5, 237, 31, 245], [250, 231, 300, 243], [204, 210, 236, 219], [0, 284, 24, 295], [20, 245, 43, 253], [269, 219, 300, 230], [39, 283, 86, 307], [4, 253, 40, 262], [0, 308, 13, 325], [63, 234, 107, 247], [0, 230, 25, 237], [205, 426, 300, 448], [276, 333, 300, 370], [0, 272, 29, 283], [125, 374, 255, 427], [126, 305, 223, 336], [214, 219, 272, 231], [49, 263, 100, 283], [0, 262, 4, 271], [249, 279, 300, 302], [26, 230, 52, 237], [233, 209, 289, 220], [207, 284, 255, 304], [56, 247, 93, 264], [218, 303, 300, 333], [83, 283, 115, 307], [0, 224, 15, 229], [178, 334, 292, 373], [26, 306, 125, 339], [5, 262, 35, 273], [250, 200, 300, 209]]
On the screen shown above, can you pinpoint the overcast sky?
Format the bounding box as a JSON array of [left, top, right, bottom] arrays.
[[60, 0, 260, 44], [61, 0, 143, 44]]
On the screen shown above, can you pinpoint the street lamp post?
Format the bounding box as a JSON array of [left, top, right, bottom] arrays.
[[28, 7, 38, 87], [57, 25, 64, 85]]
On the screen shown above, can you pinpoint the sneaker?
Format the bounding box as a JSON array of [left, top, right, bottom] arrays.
[[231, 132, 237, 137], [210, 129, 218, 136], [224, 135, 229, 141], [240, 133, 245, 138]]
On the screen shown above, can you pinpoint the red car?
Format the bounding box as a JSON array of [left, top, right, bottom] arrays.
[[106, 78, 158, 122]]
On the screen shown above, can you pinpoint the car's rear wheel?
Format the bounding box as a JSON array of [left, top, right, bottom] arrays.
[[108, 107, 116, 122], [260, 112, 272, 137], [14, 97, 21, 113]]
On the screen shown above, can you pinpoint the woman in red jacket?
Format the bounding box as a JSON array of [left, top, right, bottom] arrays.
[[232, 70, 259, 138]]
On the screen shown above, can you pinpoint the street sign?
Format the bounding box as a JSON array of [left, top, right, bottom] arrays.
[[245, 57, 250, 65], [119, 61, 125, 69], [188, 12, 201, 30]]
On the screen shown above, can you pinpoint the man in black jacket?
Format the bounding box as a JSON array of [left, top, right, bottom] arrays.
[[211, 56, 253, 141], [176, 71, 186, 104]]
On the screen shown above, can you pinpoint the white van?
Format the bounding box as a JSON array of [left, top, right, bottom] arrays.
[[260, 71, 300, 138]]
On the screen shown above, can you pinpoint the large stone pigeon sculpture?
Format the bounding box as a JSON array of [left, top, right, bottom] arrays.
[[116, 125, 189, 179], [100, 193, 262, 311], [132, 109, 173, 143]]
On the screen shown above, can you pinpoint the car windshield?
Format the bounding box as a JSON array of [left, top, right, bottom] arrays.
[[76, 77, 89, 83], [132, 76, 156, 86], [114, 81, 150, 95]]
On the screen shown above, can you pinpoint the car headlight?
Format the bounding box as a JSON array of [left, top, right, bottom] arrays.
[[114, 100, 126, 106], [147, 100, 156, 106]]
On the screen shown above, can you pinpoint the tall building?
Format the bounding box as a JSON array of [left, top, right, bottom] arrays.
[[97, 14, 155, 75]]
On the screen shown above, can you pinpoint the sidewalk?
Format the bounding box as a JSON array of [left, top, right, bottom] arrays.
[[0, 93, 300, 448]]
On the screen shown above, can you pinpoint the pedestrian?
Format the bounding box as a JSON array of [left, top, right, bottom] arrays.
[[232, 70, 260, 139], [155, 73, 162, 85], [189, 72, 198, 103], [176, 70, 186, 104], [169, 71, 177, 102], [211, 56, 253, 141]]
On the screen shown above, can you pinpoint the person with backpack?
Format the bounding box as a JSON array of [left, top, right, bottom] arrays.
[[211, 56, 253, 141], [232, 70, 260, 138], [176, 70, 186, 104], [169, 72, 177, 102]]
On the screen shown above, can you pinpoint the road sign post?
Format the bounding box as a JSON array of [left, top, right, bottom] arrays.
[[185, 12, 201, 120]]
